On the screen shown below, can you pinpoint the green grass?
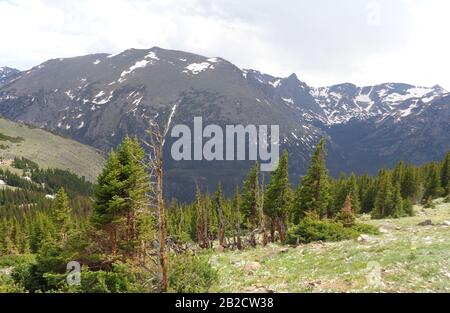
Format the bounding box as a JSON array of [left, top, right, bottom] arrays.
[[0, 118, 105, 182], [210, 199, 450, 293]]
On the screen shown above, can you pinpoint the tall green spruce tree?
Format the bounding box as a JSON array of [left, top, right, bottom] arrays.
[[264, 152, 290, 242], [401, 164, 420, 201], [390, 182, 404, 217], [232, 186, 243, 250], [295, 139, 332, 219], [51, 187, 72, 242], [333, 173, 361, 215], [91, 136, 149, 259], [372, 170, 404, 218], [332, 173, 348, 217], [241, 162, 259, 245], [423, 162, 442, 201], [441, 151, 450, 195], [372, 170, 393, 218]]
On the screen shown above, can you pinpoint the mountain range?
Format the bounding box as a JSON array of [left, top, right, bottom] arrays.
[[0, 67, 21, 86], [0, 47, 449, 200]]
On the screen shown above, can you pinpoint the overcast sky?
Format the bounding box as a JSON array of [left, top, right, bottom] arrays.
[[1, 0, 449, 89]]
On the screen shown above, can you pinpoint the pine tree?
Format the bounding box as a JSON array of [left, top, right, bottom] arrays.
[[241, 162, 259, 234], [332, 173, 348, 217], [91, 136, 149, 258], [335, 194, 356, 227], [390, 182, 404, 217], [359, 174, 377, 213], [372, 170, 393, 219], [51, 187, 72, 242], [401, 164, 419, 201], [91, 150, 122, 256], [344, 174, 361, 214], [295, 139, 332, 219], [441, 151, 450, 195], [117, 136, 148, 257], [392, 160, 405, 185], [264, 151, 290, 242], [232, 186, 242, 250], [423, 162, 442, 201]]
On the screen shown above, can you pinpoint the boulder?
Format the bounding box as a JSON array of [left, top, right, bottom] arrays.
[[243, 261, 261, 274], [357, 234, 371, 242], [418, 220, 433, 226], [278, 248, 290, 254]]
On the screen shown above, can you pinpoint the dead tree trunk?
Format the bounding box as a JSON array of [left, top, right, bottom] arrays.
[[144, 122, 168, 292], [277, 215, 287, 243], [270, 218, 276, 242], [236, 193, 242, 250]]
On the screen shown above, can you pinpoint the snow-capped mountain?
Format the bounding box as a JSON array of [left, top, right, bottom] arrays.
[[310, 83, 446, 125], [0, 47, 448, 200], [0, 67, 20, 86], [245, 70, 448, 126]]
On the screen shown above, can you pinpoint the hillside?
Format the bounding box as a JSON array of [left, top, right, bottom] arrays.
[[210, 199, 450, 293], [0, 117, 104, 182]]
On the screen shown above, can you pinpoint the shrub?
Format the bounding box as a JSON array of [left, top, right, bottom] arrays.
[[0, 274, 24, 293], [67, 263, 142, 293], [286, 213, 380, 245], [402, 198, 415, 216], [168, 254, 218, 293], [11, 242, 68, 292], [351, 223, 380, 235], [285, 214, 359, 244], [0, 254, 35, 268]]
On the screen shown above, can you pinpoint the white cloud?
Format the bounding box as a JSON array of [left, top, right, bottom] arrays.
[[0, 0, 449, 90]]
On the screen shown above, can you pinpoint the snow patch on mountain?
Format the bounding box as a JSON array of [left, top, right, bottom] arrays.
[[77, 121, 85, 129], [183, 62, 214, 75], [65, 90, 75, 100], [145, 51, 160, 61], [133, 96, 143, 106], [269, 79, 281, 88], [92, 90, 113, 105], [120, 60, 150, 81], [207, 57, 221, 63], [282, 97, 294, 105]]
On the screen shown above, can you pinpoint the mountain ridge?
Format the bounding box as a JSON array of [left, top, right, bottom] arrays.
[[0, 47, 448, 200]]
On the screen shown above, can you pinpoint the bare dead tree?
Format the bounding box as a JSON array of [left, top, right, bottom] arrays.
[[142, 120, 168, 292]]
